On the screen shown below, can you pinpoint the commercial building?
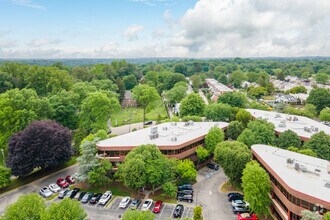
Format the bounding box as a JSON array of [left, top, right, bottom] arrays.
[[252, 145, 330, 220], [246, 109, 330, 141], [96, 121, 228, 164], [205, 78, 233, 101]]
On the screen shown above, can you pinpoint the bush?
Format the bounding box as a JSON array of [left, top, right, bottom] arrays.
[[182, 115, 203, 122], [193, 206, 203, 220]]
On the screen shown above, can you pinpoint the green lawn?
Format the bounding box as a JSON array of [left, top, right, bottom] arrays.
[[110, 104, 168, 127], [75, 181, 135, 197]]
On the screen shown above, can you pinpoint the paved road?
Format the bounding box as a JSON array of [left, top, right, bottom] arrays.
[[0, 165, 79, 215], [199, 89, 209, 105], [194, 167, 236, 220]]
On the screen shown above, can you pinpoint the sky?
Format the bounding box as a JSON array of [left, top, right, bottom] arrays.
[[0, 0, 330, 58]]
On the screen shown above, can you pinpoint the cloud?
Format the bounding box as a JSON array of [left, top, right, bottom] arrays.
[[0, 39, 17, 48], [131, 0, 176, 6], [0, 30, 11, 37], [28, 38, 61, 47], [11, 0, 45, 9], [124, 25, 144, 41]]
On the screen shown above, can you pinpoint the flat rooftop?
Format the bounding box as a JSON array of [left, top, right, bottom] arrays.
[[97, 121, 228, 148], [206, 78, 233, 93], [246, 109, 330, 139], [252, 144, 330, 203]]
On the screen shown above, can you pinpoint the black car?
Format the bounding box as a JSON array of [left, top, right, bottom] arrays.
[[129, 199, 141, 210], [58, 189, 70, 199], [178, 184, 192, 191], [144, 121, 153, 125], [177, 189, 194, 195], [233, 206, 250, 214], [228, 193, 244, 201], [81, 192, 94, 203], [78, 192, 86, 201], [177, 194, 193, 203], [89, 193, 102, 204], [173, 204, 184, 218], [70, 188, 80, 199], [207, 162, 219, 170]]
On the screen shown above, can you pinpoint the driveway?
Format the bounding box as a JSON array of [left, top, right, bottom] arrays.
[[193, 167, 236, 220]]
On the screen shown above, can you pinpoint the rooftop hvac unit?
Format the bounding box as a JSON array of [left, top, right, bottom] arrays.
[[162, 126, 168, 131], [286, 116, 292, 121], [184, 122, 190, 126], [171, 122, 177, 126], [304, 127, 311, 132], [171, 137, 177, 142], [294, 163, 300, 171], [149, 133, 159, 140], [275, 114, 281, 118], [315, 169, 321, 173], [315, 127, 319, 132], [150, 126, 158, 134], [311, 126, 314, 131], [188, 120, 194, 126], [293, 116, 298, 121], [279, 121, 286, 128], [287, 158, 295, 164], [301, 166, 308, 172]]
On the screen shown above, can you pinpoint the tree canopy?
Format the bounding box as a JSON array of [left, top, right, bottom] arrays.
[[307, 88, 330, 112], [204, 103, 233, 122], [217, 92, 247, 108], [226, 121, 244, 140], [205, 126, 225, 153], [0, 166, 11, 188], [235, 109, 252, 127], [122, 209, 155, 220], [320, 108, 330, 122], [275, 130, 302, 149], [180, 93, 205, 117], [303, 131, 330, 160], [42, 198, 87, 220]]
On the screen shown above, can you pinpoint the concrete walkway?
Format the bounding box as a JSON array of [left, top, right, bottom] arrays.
[[199, 89, 209, 105]]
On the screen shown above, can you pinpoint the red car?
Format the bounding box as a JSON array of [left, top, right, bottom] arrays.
[[237, 213, 258, 220], [152, 200, 163, 213], [57, 178, 69, 188], [65, 175, 76, 184]]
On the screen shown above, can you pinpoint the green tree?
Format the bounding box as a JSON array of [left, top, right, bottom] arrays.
[[226, 121, 244, 140], [320, 108, 330, 122], [229, 70, 246, 88], [79, 91, 120, 133], [217, 92, 247, 108], [88, 159, 113, 187], [242, 161, 272, 218], [196, 146, 209, 163], [1, 193, 46, 220], [238, 120, 275, 147], [235, 109, 252, 127], [190, 75, 201, 93], [41, 198, 87, 220], [0, 166, 11, 188], [132, 84, 161, 125], [123, 74, 138, 90], [300, 210, 322, 220], [323, 212, 330, 220], [164, 73, 186, 90], [314, 73, 329, 84], [214, 141, 251, 185], [122, 209, 155, 220], [288, 86, 307, 94], [182, 116, 203, 122], [205, 126, 225, 153], [162, 181, 177, 198], [218, 74, 228, 85], [193, 206, 203, 220], [275, 130, 301, 149], [298, 148, 317, 157], [303, 131, 330, 160], [204, 103, 233, 122], [77, 140, 99, 182], [166, 86, 187, 105], [174, 63, 187, 75], [247, 86, 268, 99], [176, 159, 197, 183], [307, 88, 330, 113], [180, 93, 205, 117]]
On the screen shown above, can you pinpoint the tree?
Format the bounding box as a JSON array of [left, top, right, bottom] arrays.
[[288, 86, 307, 94], [7, 120, 72, 177], [307, 88, 330, 112], [229, 70, 246, 88], [193, 206, 203, 220], [320, 108, 330, 122], [76, 140, 99, 182], [226, 121, 244, 140], [242, 161, 272, 218], [88, 159, 113, 187], [42, 198, 87, 220], [214, 141, 251, 185], [235, 109, 252, 127], [182, 116, 203, 122], [301, 210, 322, 220], [79, 91, 120, 133], [275, 130, 301, 149], [314, 73, 329, 84], [323, 212, 330, 220], [196, 146, 209, 163], [132, 84, 161, 125], [174, 63, 187, 75], [247, 86, 268, 99], [237, 120, 275, 147], [204, 103, 233, 122], [303, 131, 330, 160], [122, 209, 155, 220], [162, 181, 177, 198], [1, 193, 46, 220], [164, 73, 186, 90], [205, 126, 225, 153], [0, 166, 11, 188], [123, 74, 138, 90], [115, 78, 126, 104], [176, 159, 197, 183], [166, 86, 187, 105], [218, 74, 228, 85], [190, 75, 201, 93], [217, 92, 247, 108], [180, 93, 205, 117]]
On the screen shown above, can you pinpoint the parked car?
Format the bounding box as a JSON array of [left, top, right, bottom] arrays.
[[228, 193, 244, 202], [48, 183, 61, 193], [144, 121, 153, 125], [56, 178, 69, 188], [98, 191, 112, 206], [178, 184, 192, 191], [119, 197, 131, 208], [129, 199, 141, 210], [228, 192, 243, 198], [141, 199, 153, 211], [58, 189, 70, 199], [78, 192, 86, 201], [90, 193, 102, 204], [64, 190, 73, 198], [70, 188, 80, 199], [81, 192, 94, 203], [207, 162, 219, 170], [173, 204, 184, 218], [177, 194, 193, 203], [232, 200, 250, 207], [152, 200, 163, 213], [65, 175, 76, 185], [237, 213, 258, 220], [177, 189, 194, 195], [233, 206, 250, 214], [39, 187, 53, 198]]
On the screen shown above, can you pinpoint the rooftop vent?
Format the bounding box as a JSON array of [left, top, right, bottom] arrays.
[[171, 122, 177, 126], [325, 183, 330, 189], [314, 127, 319, 132], [171, 137, 177, 142], [150, 126, 158, 134], [295, 163, 300, 171], [287, 158, 295, 164], [275, 114, 281, 118], [315, 169, 321, 173], [149, 133, 159, 140], [162, 126, 168, 131], [293, 116, 298, 121], [301, 165, 308, 172], [279, 120, 286, 128], [304, 127, 311, 132]]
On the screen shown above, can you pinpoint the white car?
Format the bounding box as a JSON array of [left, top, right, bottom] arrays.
[[231, 199, 250, 207], [141, 199, 153, 211], [119, 197, 131, 208], [98, 191, 112, 206], [39, 187, 53, 198], [49, 183, 61, 193]]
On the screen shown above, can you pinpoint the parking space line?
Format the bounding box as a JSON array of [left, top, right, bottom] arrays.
[[158, 203, 166, 218]]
